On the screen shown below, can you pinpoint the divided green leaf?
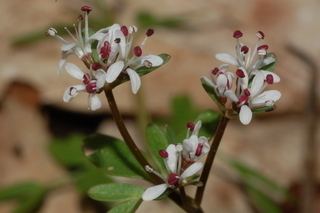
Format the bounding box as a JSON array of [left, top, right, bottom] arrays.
[[84, 134, 148, 179]]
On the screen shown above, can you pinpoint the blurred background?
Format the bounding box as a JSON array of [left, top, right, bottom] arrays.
[[0, 0, 319, 212]]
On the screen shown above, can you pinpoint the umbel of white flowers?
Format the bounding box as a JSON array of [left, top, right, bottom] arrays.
[[202, 30, 281, 125], [142, 121, 209, 201], [48, 5, 164, 110]]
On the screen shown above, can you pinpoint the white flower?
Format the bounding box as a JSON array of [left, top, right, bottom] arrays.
[[234, 71, 281, 125], [183, 121, 210, 161], [93, 25, 164, 94], [48, 5, 97, 71], [142, 144, 203, 201], [63, 63, 106, 111], [203, 30, 281, 125]]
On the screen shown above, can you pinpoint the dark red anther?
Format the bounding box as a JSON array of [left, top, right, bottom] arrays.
[[82, 73, 91, 85], [133, 46, 142, 57], [85, 81, 97, 93], [121, 25, 129, 36], [266, 74, 274, 84], [100, 41, 111, 59], [237, 95, 249, 106], [236, 69, 246, 78], [195, 144, 204, 157], [167, 173, 179, 186], [244, 88, 251, 97], [233, 30, 243, 39], [186, 122, 195, 131], [256, 31, 265, 39], [211, 67, 219, 75], [92, 63, 102, 71], [159, 150, 168, 158], [241, 46, 249, 54], [257, 44, 269, 51], [146, 28, 154, 37], [81, 5, 92, 13]]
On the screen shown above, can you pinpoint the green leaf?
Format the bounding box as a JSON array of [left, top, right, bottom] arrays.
[[0, 182, 46, 213], [146, 124, 169, 173], [0, 182, 40, 201], [50, 135, 87, 168], [200, 77, 225, 113], [108, 199, 142, 213], [136, 11, 185, 29], [246, 185, 282, 213], [89, 183, 144, 202], [84, 134, 147, 178], [259, 53, 277, 72], [226, 158, 287, 197]]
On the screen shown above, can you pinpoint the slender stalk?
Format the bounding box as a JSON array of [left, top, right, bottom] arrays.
[[104, 89, 203, 212], [194, 116, 229, 205]]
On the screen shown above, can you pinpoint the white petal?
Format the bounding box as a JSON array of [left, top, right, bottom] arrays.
[[65, 63, 84, 80], [215, 53, 238, 66], [61, 43, 76, 52], [181, 162, 203, 179], [114, 29, 126, 59], [199, 136, 210, 154], [89, 94, 102, 111], [239, 105, 252, 125], [89, 31, 107, 41], [106, 61, 124, 83], [126, 68, 141, 94], [250, 72, 265, 97], [142, 184, 167, 201], [58, 59, 66, 73], [94, 69, 107, 89], [166, 144, 177, 173], [63, 85, 85, 102], [224, 90, 239, 102], [193, 121, 202, 135], [216, 74, 228, 94], [140, 55, 163, 67], [251, 90, 281, 107], [260, 71, 280, 83]]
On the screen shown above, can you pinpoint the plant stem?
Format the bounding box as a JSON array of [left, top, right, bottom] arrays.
[[104, 89, 203, 212], [104, 89, 162, 184], [194, 116, 229, 205]]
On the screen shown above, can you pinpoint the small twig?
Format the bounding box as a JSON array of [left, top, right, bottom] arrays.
[[195, 116, 229, 205], [286, 44, 319, 213]]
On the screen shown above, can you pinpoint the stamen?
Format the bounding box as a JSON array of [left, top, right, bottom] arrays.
[[64, 27, 77, 42], [243, 88, 251, 97], [159, 150, 168, 158], [237, 96, 249, 106], [211, 67, 219, 75], [236, 69, 245, 78], [85, 81, 97, 93], [47, 28, 57, 37], [233, 30, 243, 39], [92, 63, 102, 71], [82, 73, 91, 84], [240, 46, 249, 54], [195, 144, 203, 157], [81, 5, 92, 14], [266, 74, 274, 84], [121, 25, 129, 36], [167, 173, 179, 186], [256, 31, 265, 39], [100, 41, 111, 59], [186, 122, 195, 131], [143, 60, 152, 68], [257, 44, 269, 51], [146, 28, 154, 37], [133, 46, 142, 57]]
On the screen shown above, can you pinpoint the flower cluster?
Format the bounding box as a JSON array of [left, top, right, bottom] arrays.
[[202, 30, 281, 125], [142, 121, 209, 201], [48, 5, 164, 110]]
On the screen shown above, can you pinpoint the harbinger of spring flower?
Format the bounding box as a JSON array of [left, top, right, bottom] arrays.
[[202, 30, 281, 125]]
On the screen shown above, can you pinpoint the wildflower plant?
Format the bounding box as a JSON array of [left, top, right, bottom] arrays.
[[48, 5, 281, 212]]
